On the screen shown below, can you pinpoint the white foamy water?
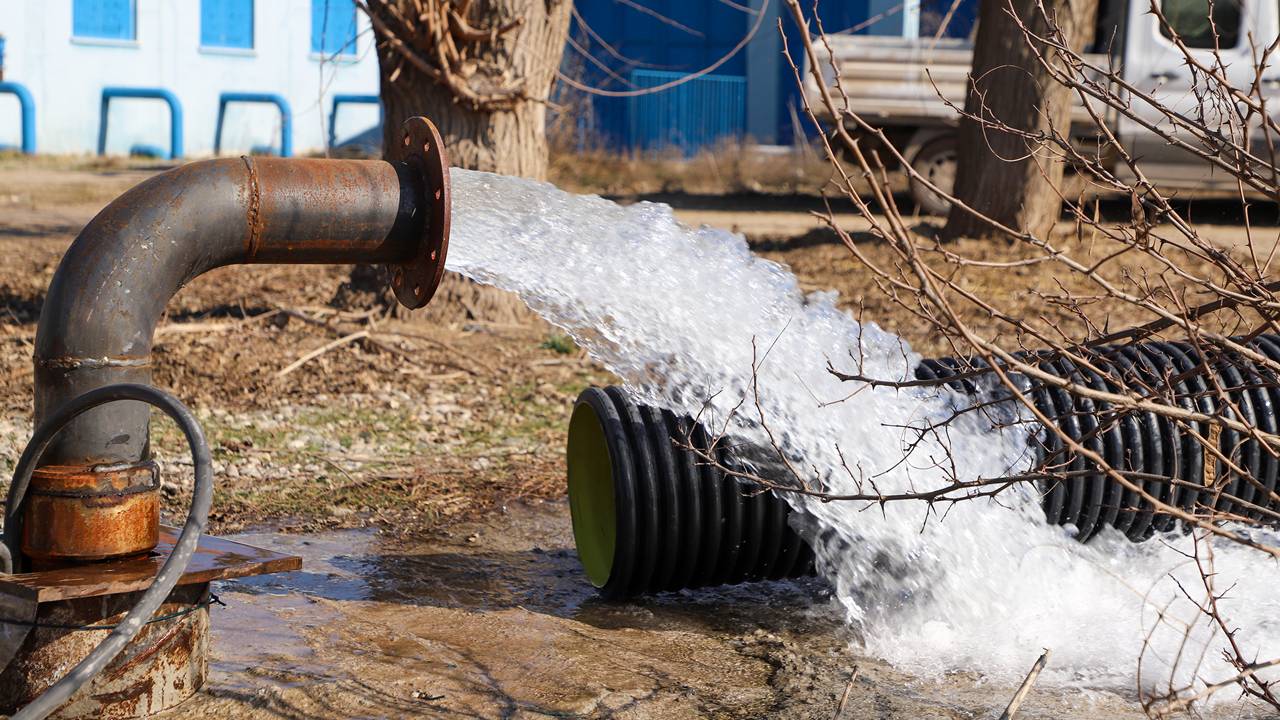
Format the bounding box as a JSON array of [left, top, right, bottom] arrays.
[[445, 168, 1280, 701]]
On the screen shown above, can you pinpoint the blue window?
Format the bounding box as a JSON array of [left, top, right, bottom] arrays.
[[73, 0, 136, 41], [311, 0, 358, 56], [202, 0, 254, 49]]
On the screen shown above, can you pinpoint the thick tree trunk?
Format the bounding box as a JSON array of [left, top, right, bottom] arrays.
[[374, 0, 572, 180], [941, 0, 1097, 240]]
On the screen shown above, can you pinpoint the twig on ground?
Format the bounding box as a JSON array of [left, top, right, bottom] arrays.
[[1000, 650, 1051, 720], [276, 330, 370, 378], [834, 665, 860, 718]]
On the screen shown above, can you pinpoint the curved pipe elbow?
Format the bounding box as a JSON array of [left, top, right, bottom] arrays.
[[34, 133, 449, 465]]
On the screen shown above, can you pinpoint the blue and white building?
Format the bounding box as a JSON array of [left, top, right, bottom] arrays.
[[0, 0, 979, 158], [0, 0, 383, 156]]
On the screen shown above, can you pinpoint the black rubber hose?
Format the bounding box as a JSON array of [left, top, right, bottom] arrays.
[[713, 445, 745, 587], [915, 359, 939, 382], [1113, 345, 1167, 538], [568, 335, 1280, 598], [1030, 353, 1068, 525], [605, 387, 661, 596], [689, 419, 722, 588], [1153, 341, 1212, 515], [732, 458, 766, 583], [1077, 356, 1126, 540], [757, 482, 790, 580], [1056, 355, 1106, 540], [1239, 343, 1276, 522], [1251, 336, 1280, 517], [1213, 350, 1258, 517], [568, 387, 637, 600], [770, 505, 808, 580], [639, 403, 681, 592], [661, 408, 702, 591], [1045, 357, 1088, 529], [5, 384, 211, 720]]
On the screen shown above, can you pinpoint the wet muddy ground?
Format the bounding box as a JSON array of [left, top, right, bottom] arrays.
[[161, 501, 1170, 719]]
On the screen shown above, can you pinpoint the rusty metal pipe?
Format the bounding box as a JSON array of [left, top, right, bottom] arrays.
[[36, 158, 407, 466], [23, 117, 450, 566], [35, 120, 449, 469]]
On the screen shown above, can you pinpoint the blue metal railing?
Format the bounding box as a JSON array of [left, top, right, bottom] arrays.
[[328, 93, 380, 149], [0, 81, 35, 154], [98, 87, 184, 159], [214, 92, 293, 157], [627, 71, 746, 154]]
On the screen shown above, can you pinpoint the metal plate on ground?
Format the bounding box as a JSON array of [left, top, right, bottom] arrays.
[[0, 528, 302, 603]]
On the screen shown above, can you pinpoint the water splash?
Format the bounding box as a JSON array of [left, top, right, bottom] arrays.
[[445, 168, 1280, 696]]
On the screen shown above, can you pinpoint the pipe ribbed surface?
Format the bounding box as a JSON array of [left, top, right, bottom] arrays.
[[568, 337, 1280, 597], [568, 387, 815, 599], [921, 338, 1280, 541]]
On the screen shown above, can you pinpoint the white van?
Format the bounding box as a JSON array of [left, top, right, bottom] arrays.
[[803, 0, 1276, 212]]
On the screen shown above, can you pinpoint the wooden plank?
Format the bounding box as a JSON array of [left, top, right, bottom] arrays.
[[0, 527, 301, 603]]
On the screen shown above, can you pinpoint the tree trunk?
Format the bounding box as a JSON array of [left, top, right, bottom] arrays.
[[941, 0, 1097, 240], [340, 0, 572, 316], [373, 0, 572, 180]]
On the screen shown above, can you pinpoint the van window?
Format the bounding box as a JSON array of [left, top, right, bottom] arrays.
[[1159, 0, 1242, 48], [1089, 0, 1126, 54]]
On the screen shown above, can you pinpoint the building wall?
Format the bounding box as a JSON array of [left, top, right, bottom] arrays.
[[568, 0, 976, 152], [0, 0, 382, 156]]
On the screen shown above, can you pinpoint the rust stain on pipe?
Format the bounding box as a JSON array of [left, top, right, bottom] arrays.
[[241, 155, 264, 261], [21, 462, 160, 565]]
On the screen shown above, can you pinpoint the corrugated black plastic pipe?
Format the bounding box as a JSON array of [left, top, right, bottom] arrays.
[[568, 387, 815, 599], [919, 337, 1280, 542], [568, 336, 1280, 598]]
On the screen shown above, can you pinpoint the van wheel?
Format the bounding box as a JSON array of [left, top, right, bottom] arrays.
[[908, 136, 957, 216]]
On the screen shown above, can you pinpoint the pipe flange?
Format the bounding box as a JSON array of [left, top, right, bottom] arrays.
[[390, 116, 451, 309]]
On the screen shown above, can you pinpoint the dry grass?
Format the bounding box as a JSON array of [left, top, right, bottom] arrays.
[[548, 140, 837, 197]]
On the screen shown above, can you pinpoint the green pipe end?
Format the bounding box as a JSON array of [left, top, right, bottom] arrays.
[[567, 401, 616, 588]]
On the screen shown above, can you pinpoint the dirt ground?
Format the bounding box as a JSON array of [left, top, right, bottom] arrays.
[[168, 500, 1160, 719], [1, 155, 1276, 718]]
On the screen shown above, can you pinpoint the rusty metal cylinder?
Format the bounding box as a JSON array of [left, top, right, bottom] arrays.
[[21, 462, 160, 565], [0, 584, 210, 719], [237, 157, 424, 265]]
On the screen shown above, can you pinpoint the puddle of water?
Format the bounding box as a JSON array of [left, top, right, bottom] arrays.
[[215, 503, 840, 639], [218, 530, 380, 601]]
